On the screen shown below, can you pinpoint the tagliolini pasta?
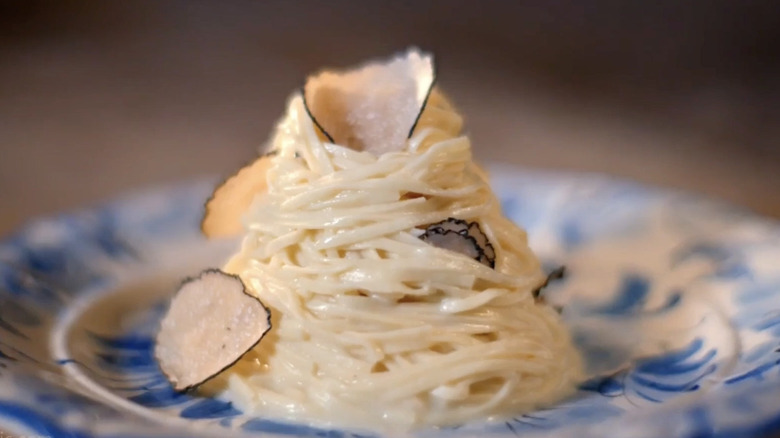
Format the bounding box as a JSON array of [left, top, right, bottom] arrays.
[[213, 82, 583, 429]]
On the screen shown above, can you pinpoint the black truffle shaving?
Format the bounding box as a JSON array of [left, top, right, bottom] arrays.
[[533, 266, 566, 313], [420, 218, 496, 268]]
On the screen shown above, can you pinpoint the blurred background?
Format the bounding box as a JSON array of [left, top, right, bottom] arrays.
[[1, 0, 778, 236]]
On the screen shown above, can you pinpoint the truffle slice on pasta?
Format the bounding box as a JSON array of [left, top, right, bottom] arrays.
[[303, 48, 435, 155], [420, 218, 496, 268], [155, 269, 272, 391], [201, 155, 272, 238]]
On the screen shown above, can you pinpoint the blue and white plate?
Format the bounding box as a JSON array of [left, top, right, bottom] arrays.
[[1, 166, 780, 438]]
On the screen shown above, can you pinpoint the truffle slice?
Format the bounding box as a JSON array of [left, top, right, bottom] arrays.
[[420, 218, 496, 268], [303, 48, 435, 156], [155, 269, 271, 391], [533, 266, 566, 301], [201, 155, 272, 238]]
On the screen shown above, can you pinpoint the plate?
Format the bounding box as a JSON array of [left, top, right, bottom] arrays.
[[1, 166, 779, 438]]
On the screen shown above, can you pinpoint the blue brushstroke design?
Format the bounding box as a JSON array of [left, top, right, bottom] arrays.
[[634, 390, 662, 403], [180, 399, 241, 419], [89, 331, 158, 372], [647, 291, 682, 314], [581, 338, 717, 407], [59, 358, 160, 384], [725, 358, 780, 384], [630, 364, 716, 392], [596, 274, 650, 315], [580, 375, 624, 397], [640, 339, 704, 367], [18, 247, 69, 275], [89, 332, 154, 351], [635, 349, 717, 376], [128, 387, 191, 408], [634, 341, 714, 375], [754, 312, 780, 331], [242, 418, 358, 437], [0, 265, 62, 307], [504, 420, 519, 436], [96, 352, 156, 370]]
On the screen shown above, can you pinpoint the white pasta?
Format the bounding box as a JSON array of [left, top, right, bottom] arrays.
[[214, 89, 583, 430]]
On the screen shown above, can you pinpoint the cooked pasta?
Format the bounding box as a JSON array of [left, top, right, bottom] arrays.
[[212, 86, 583, 430]]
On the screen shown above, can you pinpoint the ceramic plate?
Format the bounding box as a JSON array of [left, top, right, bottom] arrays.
[[1, 166, 780, 438]]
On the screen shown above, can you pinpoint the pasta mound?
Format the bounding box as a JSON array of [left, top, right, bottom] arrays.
[[211, 85, 583, 430]]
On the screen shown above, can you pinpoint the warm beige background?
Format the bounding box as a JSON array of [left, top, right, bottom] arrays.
[[1, 1, 779, 237]]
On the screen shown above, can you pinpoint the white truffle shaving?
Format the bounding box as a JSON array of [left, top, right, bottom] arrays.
[[155, 269, 271, 391], [420, 218, 496, 268], [303, 48, 435, 156], [201, 155, 272, 238]]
